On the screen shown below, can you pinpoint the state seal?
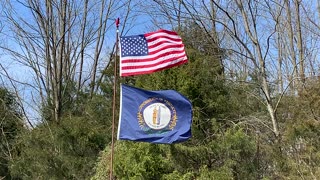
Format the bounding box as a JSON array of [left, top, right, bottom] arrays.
[[137, 97, 177, 134]]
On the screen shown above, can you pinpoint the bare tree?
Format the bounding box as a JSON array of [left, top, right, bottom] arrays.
[[285, 0, 299, 92], [90, 0, 112, 97], [176, 0, 319, 138], [294, 0, 305, 85], [149, 0, 286, 137], [299, 1, 320, 78], [232, 0, 280, 136], [0, 0, 134, 123], [77, 0, 89, 92]]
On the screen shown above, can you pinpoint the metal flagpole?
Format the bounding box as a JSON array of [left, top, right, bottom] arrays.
[[110, 17, 119, 180]]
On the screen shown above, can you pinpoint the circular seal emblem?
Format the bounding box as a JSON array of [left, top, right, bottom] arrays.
[[137, 97, 177, 134]]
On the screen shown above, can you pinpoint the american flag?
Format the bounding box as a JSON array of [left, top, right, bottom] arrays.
[[119, 29, 188, 76]]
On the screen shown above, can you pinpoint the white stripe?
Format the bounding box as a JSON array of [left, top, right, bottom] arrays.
[[121, 56, 187, 74], [117, 84, 123, 140]]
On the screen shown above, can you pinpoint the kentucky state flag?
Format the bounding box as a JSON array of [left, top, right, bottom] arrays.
[[117, 84, 192, 144]]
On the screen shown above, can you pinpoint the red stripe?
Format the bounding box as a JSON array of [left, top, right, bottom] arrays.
[[122, 54, 187, 69], [144, 29, 178, 37], [121, 50, 186, 63], [120, 60, 188, 76]]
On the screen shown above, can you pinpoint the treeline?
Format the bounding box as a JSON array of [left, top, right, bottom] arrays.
[[1, 0, 320, 179]]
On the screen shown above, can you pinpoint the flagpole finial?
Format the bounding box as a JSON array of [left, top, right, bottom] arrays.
[[116, 18, 120, 28]]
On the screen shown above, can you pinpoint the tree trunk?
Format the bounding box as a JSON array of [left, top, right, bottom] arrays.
[[90, 0, 105, 97], [294, 0, 305, 87], [78, 0, 89, 92], [277, 33, 284, 93], [236, 0, 279, 136], [285, 0, 298, 93]]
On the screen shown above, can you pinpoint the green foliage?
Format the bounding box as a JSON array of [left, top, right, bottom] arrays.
[[161, 170, 194, 180], [9, 94, 111, 179], [92, 127, 257, 179], [267, 117, 320, 179], [266, 79, 320, 179], [113, 143, 173, 179], [41, 81, 89, 122], [281, 118, 320, 178], [10, 117, 107, 179], [169, 127, 257, 179], [297, 80, 320, 121], [92, 142, 174, 180], [0, 87, 24, 179]]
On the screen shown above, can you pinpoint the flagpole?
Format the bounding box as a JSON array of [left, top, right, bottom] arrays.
[[110, 17, 119, 180]]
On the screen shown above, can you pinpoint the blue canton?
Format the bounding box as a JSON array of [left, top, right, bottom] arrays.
[[120, 35, 148, 57]]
